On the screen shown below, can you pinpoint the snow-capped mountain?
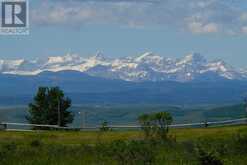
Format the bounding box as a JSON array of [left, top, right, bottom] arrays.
[[0, 52, 246, 82]]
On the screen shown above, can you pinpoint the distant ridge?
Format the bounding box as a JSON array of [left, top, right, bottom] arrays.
[[0, 52, 246, 82], [0, 71, 246, 105]]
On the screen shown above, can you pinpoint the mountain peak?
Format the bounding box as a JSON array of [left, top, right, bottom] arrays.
[[135, 52, 162, 62], [185, 52, 205, 61], [64, 53, 81, 59], [207, 59, 234, 72], [47, 54, 82, 64], [0, 52, 246, 82], [178, 53, 207, 65], [91, 51, 106, 61]]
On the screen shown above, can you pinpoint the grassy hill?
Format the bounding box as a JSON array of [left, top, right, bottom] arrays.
[[1, 125, 247, 164]]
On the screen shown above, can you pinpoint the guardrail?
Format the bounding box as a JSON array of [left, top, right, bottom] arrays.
[[0, 118, 247, 131]]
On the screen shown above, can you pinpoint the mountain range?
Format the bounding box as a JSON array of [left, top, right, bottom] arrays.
[[1, 52, 246, 82], [0, 52, 246, 105]]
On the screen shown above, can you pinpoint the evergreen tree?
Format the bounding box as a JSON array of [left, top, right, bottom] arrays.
[[26, 87, 74, 127]]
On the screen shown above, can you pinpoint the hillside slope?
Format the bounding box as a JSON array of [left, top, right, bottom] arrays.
[[0, 71, 247, 105]]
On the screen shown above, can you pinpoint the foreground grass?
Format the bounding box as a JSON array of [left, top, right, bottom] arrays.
[[0, 125, 244, 144], [0, 125, 247, 164]]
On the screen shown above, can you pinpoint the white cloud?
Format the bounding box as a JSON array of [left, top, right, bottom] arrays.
[[31, 2, 151, 26], [240, 13, 247, 22], [241, 26, 247, 34], [188, 22, 218, 34], [30, 0, 247, 35]]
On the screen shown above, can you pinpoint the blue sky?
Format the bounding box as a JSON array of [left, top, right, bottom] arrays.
[[1, 0, 247, 68]]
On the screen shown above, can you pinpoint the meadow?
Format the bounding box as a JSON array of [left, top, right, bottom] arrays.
[[1, 125, 247, 164]]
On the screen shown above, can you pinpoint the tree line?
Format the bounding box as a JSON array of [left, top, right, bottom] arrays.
[[27, 86, 174, 138]]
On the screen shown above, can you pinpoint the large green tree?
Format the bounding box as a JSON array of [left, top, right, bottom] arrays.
[[26, 87, 74, 127]]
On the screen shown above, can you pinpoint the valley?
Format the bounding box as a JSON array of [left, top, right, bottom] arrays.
[[0, 104, 245, 127]]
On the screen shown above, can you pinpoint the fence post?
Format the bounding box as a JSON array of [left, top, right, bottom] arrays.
[[204, 121, 208, 128]]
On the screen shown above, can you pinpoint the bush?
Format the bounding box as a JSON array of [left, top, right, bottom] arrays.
[[234, 131, 247, 153], [195, 145, 223, 165], [100, 121, 110, 132], [2, 142, 17, 151], [138, 114, 156, 140], [30, 139, 42, 147], [138, 112, 173, 140], [108, 140, 156, 165], [0, 142, 17, 163]]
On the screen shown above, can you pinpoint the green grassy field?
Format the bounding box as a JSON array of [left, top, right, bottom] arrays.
[[1, 125, 247, 164], [0, 126, 245, 144]]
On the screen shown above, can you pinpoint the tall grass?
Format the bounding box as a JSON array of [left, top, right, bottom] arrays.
[[0, 125, 247, 164]]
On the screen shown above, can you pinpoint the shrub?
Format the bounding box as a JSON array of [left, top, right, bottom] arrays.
[[234, 131, 247, 153], [100, 121, 110, 132], [0, 142, 17, 163], [30, 139, 42, 147], [108, 140, 156, 165], [138, 112, 173, 140], [195, 145, 223, 165], [154, 112, 173, 140], [2, 142, 17, 151], [138, 114, 156, 140]]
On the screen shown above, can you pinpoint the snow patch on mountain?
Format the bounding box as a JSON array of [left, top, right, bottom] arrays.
[[1, 52, 246, 82]]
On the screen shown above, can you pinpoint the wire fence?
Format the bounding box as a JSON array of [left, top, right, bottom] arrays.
[[0, 118, 246, 132]]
